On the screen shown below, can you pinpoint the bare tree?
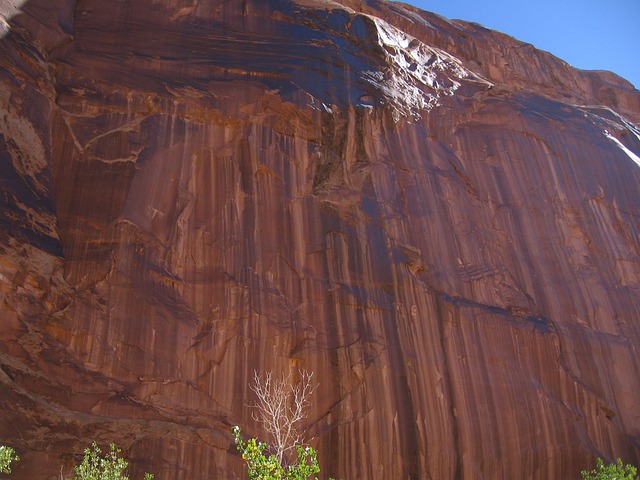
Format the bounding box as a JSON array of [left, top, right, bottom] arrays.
[[249, 369, 317, 464]]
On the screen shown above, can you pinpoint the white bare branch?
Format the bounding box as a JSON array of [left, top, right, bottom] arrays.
[[249, 369, 317, 464]]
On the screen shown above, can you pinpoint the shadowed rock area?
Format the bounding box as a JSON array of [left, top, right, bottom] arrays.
[[0, 0, 639, 478]]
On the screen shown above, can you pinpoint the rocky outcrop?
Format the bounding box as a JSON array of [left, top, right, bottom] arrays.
[[0, 0, 639, 478]]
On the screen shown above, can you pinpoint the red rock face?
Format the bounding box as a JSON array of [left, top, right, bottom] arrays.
[[1, 0, 639, 478]]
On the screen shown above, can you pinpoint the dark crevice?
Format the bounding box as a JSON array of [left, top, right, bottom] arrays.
[[438, 290, 553, 332]]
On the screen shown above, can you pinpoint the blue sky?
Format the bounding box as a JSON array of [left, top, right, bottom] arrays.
[[397, 0, 639, 89]]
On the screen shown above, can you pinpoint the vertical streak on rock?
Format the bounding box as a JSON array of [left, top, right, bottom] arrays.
[[434, 296, 463, 480], [368, 216, 421, 478]]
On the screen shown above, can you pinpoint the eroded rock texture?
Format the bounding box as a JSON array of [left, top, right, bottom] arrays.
[[1, 0, 639, 478]]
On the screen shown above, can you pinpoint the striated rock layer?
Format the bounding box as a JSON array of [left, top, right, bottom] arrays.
[[1, 0, 639, 478]]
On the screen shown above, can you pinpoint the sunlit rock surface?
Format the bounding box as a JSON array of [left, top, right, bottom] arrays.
[[1, 0, 639, 478]]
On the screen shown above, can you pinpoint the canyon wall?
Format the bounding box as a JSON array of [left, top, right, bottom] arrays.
[[0, 0, 639, 478]]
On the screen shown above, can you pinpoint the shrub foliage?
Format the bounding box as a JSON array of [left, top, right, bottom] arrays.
[[232, 426, 326, 480], [233, 369, 333, 479], [581, 457, 639, 480], [0, 445, 19, 474], [73, 442, 154, 480]]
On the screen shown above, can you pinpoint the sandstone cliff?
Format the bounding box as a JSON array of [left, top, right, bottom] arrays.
[[0, 0, 639, 478]]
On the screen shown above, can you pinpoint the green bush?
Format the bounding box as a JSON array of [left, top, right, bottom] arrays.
[[0, 445, 19, 474], [73, 442, 154, 480], [232, 426, 332, 480], [581, 457, 639, 480]]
